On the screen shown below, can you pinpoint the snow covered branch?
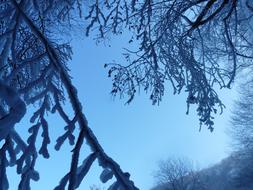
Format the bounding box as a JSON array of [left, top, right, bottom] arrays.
[[0, 80, 26, 140], [0, 0, 140, 189], [1, 0, 250, 189], [85, 0, 253, 130]]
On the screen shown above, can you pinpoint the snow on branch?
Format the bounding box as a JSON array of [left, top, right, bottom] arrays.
[[0, 0, 141, 189], [85, 0, 253, 131], [2, 0, 246, 189], [0, 80, 26, 140]]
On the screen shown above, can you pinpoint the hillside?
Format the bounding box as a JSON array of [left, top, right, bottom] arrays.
[[151, 153, 253, 190]]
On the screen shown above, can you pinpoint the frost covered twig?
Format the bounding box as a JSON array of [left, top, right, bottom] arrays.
[[85, 0, 253, 131], [0, 0, 140, 189]]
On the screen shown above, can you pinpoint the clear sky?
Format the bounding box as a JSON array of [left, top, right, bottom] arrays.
[[9, 33, 236, 190]]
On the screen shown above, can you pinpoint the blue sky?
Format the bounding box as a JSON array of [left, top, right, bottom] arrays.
[[9, 34, 236, 190], [68, 36, 235, 189]]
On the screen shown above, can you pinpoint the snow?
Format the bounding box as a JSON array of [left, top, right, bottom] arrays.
[[0, 80, 26, 141]]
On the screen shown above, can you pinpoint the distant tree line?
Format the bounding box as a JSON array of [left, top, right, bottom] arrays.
[[229, 76, 253, 189], [152, 158, 207, 190]]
